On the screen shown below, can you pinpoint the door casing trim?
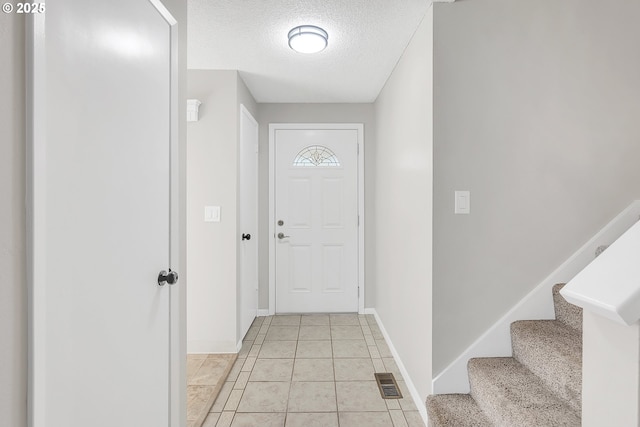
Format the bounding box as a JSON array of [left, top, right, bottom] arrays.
[[268, 123, 365, 315]]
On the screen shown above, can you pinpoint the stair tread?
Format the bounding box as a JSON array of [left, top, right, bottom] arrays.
[[511, 320, 582, 413], [469, 357, 581, 427], [426, 394, 492, 427], [553, 283, 583, 333]]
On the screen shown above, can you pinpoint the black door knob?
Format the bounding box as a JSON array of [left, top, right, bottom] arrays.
[[158, 269, 179, 286], [242, 233, 251, 241]]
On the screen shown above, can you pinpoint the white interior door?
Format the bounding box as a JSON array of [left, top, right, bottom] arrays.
[[274, 127, 359, 313], [239, 105, 259, 338], [29, 1, 178, 426]]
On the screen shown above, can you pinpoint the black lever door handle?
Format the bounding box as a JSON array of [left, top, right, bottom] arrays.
[[242, 233, 251, 241]]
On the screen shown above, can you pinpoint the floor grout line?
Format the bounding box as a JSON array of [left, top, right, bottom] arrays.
[[196, 314, 424, 427]]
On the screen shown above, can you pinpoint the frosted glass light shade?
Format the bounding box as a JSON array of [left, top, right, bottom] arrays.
[[288, 25, 328, 54]]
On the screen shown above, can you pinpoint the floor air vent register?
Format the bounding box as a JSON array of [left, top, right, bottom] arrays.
[[375, 373, 403, 399]]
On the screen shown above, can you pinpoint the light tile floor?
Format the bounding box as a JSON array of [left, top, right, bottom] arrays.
[[199, 314, 426, 427], [188, 353, 237, 426]]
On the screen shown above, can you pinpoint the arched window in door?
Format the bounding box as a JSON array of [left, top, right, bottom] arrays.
[[293, 145, 340, 167]]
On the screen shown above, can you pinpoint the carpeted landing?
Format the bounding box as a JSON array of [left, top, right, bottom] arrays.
[[427, 284, 582, 427]]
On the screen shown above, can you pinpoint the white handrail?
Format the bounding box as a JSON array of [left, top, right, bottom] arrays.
[[561, 219, 640, 326]]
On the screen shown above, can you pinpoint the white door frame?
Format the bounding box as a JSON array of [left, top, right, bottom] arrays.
[[163, 1, 184, 423], [26, 2, 184, 425], [268, 123, 365, 315]]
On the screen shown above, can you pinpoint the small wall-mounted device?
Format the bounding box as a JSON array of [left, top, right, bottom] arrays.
[[455, 190, 470, 214], [187, 99, 202, 122], [204, 206, 220, 222]]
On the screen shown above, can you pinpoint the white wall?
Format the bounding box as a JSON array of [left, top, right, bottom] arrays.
[[1, 13, 27, 427], [582, 311, 640, 426], [187, 70, 257, 352], [433, 0, 640, 374], [187, 70, 238, 352], [256, 103, 376, 309], [373, 8, 433, 401]]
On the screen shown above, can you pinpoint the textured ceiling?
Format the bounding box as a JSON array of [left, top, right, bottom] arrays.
[[187, 0, 431, 103]]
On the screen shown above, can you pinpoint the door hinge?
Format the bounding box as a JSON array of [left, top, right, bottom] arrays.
[[357, 143, 360, 154], [358, 286, 360, 297], [357, 215, 360, 226]]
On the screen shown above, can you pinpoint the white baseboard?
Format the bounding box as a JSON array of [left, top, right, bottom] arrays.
[[364, 308, 429, 426], [433, 200, 640, 394], [257, 309, 270, 317]]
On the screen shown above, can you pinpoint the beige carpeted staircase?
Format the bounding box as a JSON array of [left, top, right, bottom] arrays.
[[427, 284, 583, 427]]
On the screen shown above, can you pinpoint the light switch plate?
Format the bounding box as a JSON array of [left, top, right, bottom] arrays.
[[455, 191, 470, 214], [204, 206, 221, 222]]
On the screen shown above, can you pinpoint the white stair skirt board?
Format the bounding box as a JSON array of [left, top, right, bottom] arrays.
[[364, 308, 429, 426], [433, 200, 640, 394]]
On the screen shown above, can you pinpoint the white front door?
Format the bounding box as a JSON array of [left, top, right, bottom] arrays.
[[239, 105, 259, 337], [29, 1, 178, 426], [274, 127, 360, 313]]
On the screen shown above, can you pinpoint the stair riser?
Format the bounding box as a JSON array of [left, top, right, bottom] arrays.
[[553, 283, 583, 333], [469, 358, 581, 427], [426, 394, 492, 427], [511, 321, 582, 414]]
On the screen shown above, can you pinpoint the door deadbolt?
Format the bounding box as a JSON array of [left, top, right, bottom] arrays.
[[277, 220, 284, 226]]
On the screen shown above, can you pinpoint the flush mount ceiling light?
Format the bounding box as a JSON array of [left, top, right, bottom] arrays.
[[288, 25, 328, 54]]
